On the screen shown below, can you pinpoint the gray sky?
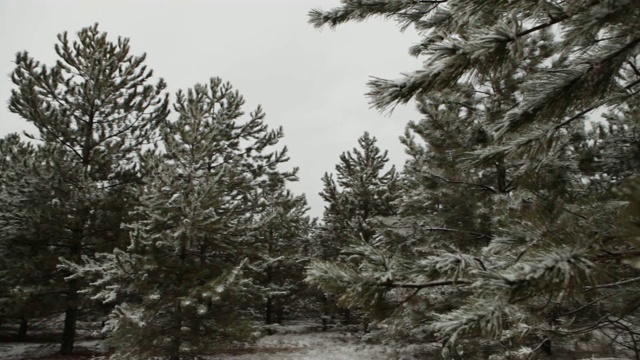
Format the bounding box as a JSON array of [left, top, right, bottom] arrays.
[[0, 0, 422, 218]]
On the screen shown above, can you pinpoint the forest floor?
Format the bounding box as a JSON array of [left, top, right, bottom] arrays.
[[0, 320, 441, 360], [2, 319, 624, 359]]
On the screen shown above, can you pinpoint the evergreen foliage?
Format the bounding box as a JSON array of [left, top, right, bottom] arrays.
[[6, 23, 169, 354], [5, 5, 640, 359], [310, 132, 399, 327], [248, 181, 312, 325], [0, 135, 60, 335], [307, 1, 640, 358], [61, 78, 308, 359], [316, 132, 399, 258]]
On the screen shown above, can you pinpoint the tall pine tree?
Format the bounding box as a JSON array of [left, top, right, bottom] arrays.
[[248, 180, 312, 326], [317, 132, 399, 255], [308, 1, 640, 357], [0, 134, 54, 339], [8, 24, 169, 354], [63, 77, 300, 359], [311, 132, 399, 327]]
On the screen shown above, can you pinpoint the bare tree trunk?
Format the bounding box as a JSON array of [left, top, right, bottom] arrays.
[[18, 317, 28, 340], [343, 308, 350, 325], [169, 301, 182, 360], [60, 279, 79, 354], [322, 294, 329, 332], [62, 101, 95, 355], [169, 241, 187, 360], [265, 261, 274, 325], [276, 305, 284, 325], [496, 160, 507, 193], [541, 337, 552, 355], [266, 297, 273, 325], [61, 238, 82, 355]]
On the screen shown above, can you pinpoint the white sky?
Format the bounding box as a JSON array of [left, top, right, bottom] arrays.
[[0, 0, 422, 218]]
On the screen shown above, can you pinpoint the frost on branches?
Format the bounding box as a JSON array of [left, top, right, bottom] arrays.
[[62, 78, 305, 359], [7, 24, 169, 355], [310, 132, 399, 327], [247, 181, 313, 326], [307, 1, 640, 358]]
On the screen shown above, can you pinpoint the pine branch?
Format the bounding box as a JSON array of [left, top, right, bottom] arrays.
[[387, 223, 490, 239], [426, 170, 499, 194], [553, 314, 612, 335], [587, 276, 640, 290], [628, 60, 640, 78], [513, 0, 604, 39], [383, 279, 471, 289], [557, 294, 615, 317]]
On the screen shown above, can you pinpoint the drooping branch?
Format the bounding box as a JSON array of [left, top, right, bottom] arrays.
[[382, 279, 471, 289]]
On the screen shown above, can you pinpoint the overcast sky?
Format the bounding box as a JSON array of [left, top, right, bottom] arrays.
[[0, 0, 422, 218]]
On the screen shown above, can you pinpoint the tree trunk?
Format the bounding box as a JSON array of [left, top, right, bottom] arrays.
[[18, 317, 28, 340], [322, 294, 329, 332], [170, 243, 187, 360], [266, 297, 273, 325], [496, 160, 507, 193], [169, 301, 182, 360], [199, 244, 207, 266], [541, 337, 552, 355], [276, 305, 284, 325], [343, 308, 350, 325], [60, 279, 79, 355], [62, 100, 93, 355], [61, 235, 82, 355], [265, 261, 274, 325]]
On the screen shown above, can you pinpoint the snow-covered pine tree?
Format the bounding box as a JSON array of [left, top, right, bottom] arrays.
[[310, 132, 399, 326], [62, 77, 298, 359], [307, 85, 513, 340], [0, 135, 57, 339], [308, 1, 640, 357], [247, 178, 312, 326], [317, 132, 399, 255], [8, 24, 169, 354], [1, 139, 99, 339]]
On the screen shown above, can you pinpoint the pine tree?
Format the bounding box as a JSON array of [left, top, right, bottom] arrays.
[[311, 132, 399, 327], [7, 24, 169, 354], [308, 1, 640, 357], [0, 134, 51, 339], [247, 180, 312, 326], [318, 132, 399, 252], [63, 77, 298, 359]]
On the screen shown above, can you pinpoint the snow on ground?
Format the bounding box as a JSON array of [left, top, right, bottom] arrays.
[[207, 331, 433, 360], [0, 340, 104, 360], [0, 321, 438, 360], [207, 322, 439, 360], [0, 342, 58, 360]]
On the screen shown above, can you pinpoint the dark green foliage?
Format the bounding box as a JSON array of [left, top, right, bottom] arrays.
[[248, 182, 313, 325], [307, 1, 640, 358], [310, 132, 399, 327], [61, 78, 309, 359], [317, 132, 399, 256], [5, 23, 169, 354]]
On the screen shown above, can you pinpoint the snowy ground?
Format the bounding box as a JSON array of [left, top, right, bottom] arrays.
[[206, 323, 439, 360], [0, 339, 104, 359], [1, 325, 631, 359], [0, 321, 440, 360]]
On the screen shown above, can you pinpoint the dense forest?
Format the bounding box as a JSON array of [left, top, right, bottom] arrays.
[[2, 1, 640, 359]]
